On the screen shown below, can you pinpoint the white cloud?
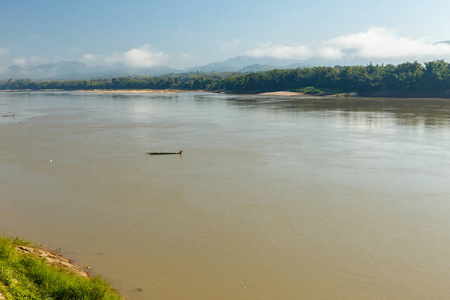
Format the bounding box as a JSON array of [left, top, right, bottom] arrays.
[[327, 27, 450, 59], [82, 45, 169, 68], [319, 47, 344, 60], [123, 45, 168, 68], [81, 54, 102, 66], [104, 52, 122, 65], [246, 43, 313, 59], [11, 56, 57, 67], [180, 53, 192, 60], [13, 58, 27, 67], [0, 47, 9, 55], [244, 28, 450, 63]]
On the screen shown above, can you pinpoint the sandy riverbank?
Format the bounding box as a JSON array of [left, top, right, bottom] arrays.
[[76, 89, 190, 94], [257, 91, 308, 96]]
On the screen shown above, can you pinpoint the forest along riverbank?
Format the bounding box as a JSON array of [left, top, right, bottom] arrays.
[[1, 60, 449, 98]]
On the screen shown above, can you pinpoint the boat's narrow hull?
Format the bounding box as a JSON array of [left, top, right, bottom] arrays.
[[147, 152, 182, 155]]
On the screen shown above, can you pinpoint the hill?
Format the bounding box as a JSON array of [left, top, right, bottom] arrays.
[[0, 61, 181, 80]]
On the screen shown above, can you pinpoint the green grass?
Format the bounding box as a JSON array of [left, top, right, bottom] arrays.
[[0, 235, 122, 300]]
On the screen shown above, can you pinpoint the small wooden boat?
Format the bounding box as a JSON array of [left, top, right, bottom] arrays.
[[147, 150, 183, 155]]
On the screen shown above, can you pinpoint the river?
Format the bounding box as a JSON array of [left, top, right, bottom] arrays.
[[1, 91, 450, 299]]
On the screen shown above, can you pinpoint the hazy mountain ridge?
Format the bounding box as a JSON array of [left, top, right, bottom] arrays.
[[0, 61, 180, 80], [2, 41, 449, 80], [0, 56, 315, 80], [188, 55, 303, 72]]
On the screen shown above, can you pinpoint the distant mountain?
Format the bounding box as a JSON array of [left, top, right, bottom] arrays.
[[1, 61, 88, 80], [187, 54, 375, 73], [0, 61, 181, 80], [0, 56, 310, 80], [188, 55, 304, 72], [4, 49, 447, 81]]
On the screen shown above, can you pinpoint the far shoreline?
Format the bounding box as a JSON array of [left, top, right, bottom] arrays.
[[2, 88, 450, 99], [0, 89, 359, 97], [0, 89, 206, 94]]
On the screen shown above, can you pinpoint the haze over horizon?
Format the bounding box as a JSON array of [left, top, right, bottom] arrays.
[[2, 0, 450, 71]]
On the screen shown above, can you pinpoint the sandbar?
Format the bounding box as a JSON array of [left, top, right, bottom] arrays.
[[76, 89, 187, 94], [257, 91, 307, 96]]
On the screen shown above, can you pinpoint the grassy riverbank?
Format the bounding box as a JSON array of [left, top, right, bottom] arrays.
[[0, 235, 122, 300]]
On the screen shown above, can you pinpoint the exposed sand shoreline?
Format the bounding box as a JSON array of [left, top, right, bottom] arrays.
[[75, 89, 188, 94], [13, 89, 315, 97], [257, 91, 308, 96]]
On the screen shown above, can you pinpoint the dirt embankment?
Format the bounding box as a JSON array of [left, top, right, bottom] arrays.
[[16, 245, 90, 278]]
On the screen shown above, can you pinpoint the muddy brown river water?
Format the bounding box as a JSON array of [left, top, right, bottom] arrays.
[[1, 91, 450, 299]]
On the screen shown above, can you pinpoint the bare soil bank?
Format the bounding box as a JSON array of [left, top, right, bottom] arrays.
[[16, 245, 90, 278]]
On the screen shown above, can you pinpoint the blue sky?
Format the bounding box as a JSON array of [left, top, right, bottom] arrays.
[[1, 0, 450, 69]]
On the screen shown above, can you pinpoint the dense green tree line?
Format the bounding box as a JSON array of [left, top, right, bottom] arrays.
[[1, 60, 450, 96]]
